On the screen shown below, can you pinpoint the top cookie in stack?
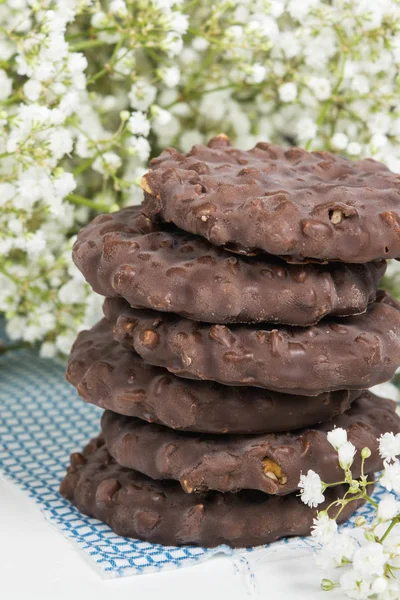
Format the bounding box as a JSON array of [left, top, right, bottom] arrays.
[[63, 135, 400, 548], [140, 133, 400, 263]]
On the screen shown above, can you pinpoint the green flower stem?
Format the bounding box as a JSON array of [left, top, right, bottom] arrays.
[[73, 157, 96, 177], [363, 494, 378, 509], [66, 193, 112, 213], [86, 35, 127, 86], [70, 38, 110, 52], [0, 342, 32, 354], [380, 517, 399, 543]]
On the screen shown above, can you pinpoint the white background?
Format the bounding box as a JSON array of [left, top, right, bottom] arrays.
[[0, 474, 350, 600]]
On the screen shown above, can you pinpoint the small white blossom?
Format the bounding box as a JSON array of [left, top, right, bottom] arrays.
[[381, 461, 400, 494], [379, 432, 400, 463], [109, 0, 128, 17], [128, 111, 150, 136], [296, 117, 317, 142], [128, 80, 157, 111], [180, 129, 203, 153], [168, 12, 189, 35], [298, 470, 325, 508], [338, 441, 356, 470], [331, 132, 349, 150], [163, 32, 183, 57], [152, 106, 172, 127], [192, 36, 209, 51], [247, 64, 266, 84], [126, 136, 151, 162], [378, 495, 400, 522], [339, 570, 371, 600], [347, 142, 362, 156], [23, 79, 42, 102], [353, 542, 387, 578], [93, 151, 122, 175], [308, 77, 332, 101], [371, 577, 388, 594], [311, 512, 337, 544], [327, 428, 348, 450], [160, 66, 181, 88], [279, 82, 297, 102]]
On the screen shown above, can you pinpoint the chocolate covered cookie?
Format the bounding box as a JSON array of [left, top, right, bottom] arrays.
[[141, 134, 400, 263], [105, 291, 400, 395], [67, 319, 360, 434], [72, 207, 385, 326], [60, 437, 365, 548], [102, 392, 399, 496]]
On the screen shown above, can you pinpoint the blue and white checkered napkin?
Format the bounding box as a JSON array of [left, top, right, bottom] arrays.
[[0, 345, 385, 577]]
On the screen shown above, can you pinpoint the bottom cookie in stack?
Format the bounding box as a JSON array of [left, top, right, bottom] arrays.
[[60, 437, 366, 548]]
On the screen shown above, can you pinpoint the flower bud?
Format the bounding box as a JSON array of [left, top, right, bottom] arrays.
[[364, 530, 376, 542], [348, 480, 359, 493], [120, 110, 130, 121], [355, 516, 366, 527], [321, 579, 335, 591], [361, 447, 371, 459]]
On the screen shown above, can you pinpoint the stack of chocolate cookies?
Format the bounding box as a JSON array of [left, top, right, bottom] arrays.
[[61, 135, 400, 548]]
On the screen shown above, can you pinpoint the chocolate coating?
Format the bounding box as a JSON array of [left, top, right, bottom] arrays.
[[72, 206, 385, 326], [102, 392, 399, 496], [60, 437, 365, 548], [67, 319, 360, 434], [142, 134, 400, 263], [105, 291, 400, 395]]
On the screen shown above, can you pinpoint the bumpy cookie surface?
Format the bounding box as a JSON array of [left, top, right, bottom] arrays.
[[141, 134, 400, 263], [72, 206, 385, 325], [67, 319, 360, 434], [105, 291, 400, 395], [60, 437, 364, 547], [102, 392, 399, 496]]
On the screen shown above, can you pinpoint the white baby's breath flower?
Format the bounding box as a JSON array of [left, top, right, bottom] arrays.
[[311, 512, 337, 544], [93, 151, 122, 175], [109, 0, 128, 17], [381, 463, 400, 499], [371, 576, 388, 595], [331, 132, 349, 150], [168, 12, 189, 35], [163, 32, 183, 57], [339, 570, 371, 600], [128, 80, 157, 111], [279, 82, 297, 102], [308, 77, 331, 101], [338, 441, 356, 470], [353, 542, 387, 578], [160, 66, 180, 88], [377, 495, 400, 522], [247, 64, 267, 84], [126, 136, 151, 162], [327, 428, 348, 450], [23, 79, 42, 101], [298, 470, 325, 508], [151, 106, 172, 127], [347, 142, 362, 156], [379, 433, 400, 463], [128, 111, 151, 136]]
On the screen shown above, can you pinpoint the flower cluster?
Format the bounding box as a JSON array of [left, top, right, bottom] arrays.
[[1, 0, 400, 355], [299, 428, 400, 598]]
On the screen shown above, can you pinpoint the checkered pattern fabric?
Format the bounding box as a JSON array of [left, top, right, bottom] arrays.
[[0, 345, 387, 577]]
